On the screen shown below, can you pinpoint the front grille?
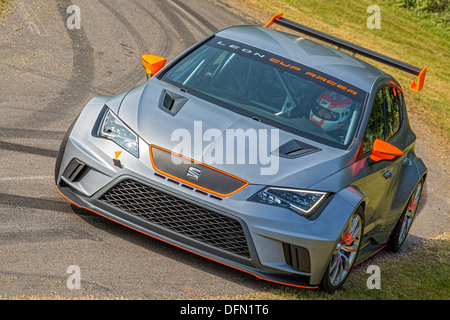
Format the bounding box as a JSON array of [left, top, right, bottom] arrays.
[[99, 179, 250, 258]]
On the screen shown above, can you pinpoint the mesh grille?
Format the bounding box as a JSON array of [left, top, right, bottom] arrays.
[[99, 179, 250, 258]]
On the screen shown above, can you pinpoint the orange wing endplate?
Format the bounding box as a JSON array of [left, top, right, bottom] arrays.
[[264, 12, 283, 28], [410, 66, 427, 92]]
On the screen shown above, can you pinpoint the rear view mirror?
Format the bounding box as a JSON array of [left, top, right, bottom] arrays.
[[369, 139, 404, 164], [142, 54, 166, 79]]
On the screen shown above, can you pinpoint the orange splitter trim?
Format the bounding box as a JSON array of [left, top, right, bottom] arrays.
[[149, 145, 249, 197]]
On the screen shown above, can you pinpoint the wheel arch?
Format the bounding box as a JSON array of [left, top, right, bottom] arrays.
[[318, 188, 366, 291], [335, 185, 368, 226], [391, 155, 428, 225]]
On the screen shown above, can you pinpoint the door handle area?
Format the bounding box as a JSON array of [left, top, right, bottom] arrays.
[[384, 170, 393, 179]]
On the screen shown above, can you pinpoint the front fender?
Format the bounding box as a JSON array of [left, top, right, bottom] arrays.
[[336, 185, 368, 217], [55, 95, 110, 184], [309, 186, 366, 285]]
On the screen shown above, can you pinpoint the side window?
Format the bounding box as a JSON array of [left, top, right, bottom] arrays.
[[363, 89, 384, 154], [384, 87, 401, 140]]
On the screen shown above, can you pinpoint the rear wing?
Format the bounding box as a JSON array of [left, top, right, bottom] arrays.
[[264, 13, 427, 92]]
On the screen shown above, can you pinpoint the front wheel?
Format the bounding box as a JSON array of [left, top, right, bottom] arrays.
[[387, 179, 424, 252], [320, 207, 363, 292]]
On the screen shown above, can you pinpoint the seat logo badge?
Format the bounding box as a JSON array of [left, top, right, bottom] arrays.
[[186, 167, 202, 181]]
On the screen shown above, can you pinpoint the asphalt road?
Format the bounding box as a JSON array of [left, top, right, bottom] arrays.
[[0, 0, 448, 299]]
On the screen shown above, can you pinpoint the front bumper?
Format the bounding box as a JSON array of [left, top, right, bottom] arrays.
[[55, 101, 356, 288], [57, 179, 319, 288]]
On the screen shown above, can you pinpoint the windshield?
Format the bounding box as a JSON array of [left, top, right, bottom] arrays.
[[161, 36, 367, 148]]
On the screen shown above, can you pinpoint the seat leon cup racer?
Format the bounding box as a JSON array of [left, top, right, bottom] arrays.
[[55, 14, 427, 291]]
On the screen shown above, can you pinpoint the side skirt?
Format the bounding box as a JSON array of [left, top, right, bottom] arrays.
[[354, 240, 386, 266]]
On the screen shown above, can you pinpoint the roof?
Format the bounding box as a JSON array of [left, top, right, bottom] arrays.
[[215, 25, 386, 92]]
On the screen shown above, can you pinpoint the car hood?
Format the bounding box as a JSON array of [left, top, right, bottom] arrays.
[[106, 80, 352, 190]]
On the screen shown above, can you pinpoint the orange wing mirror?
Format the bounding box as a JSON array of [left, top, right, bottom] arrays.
[[369, 139, 404, 164], [142, 54, 166, 79]]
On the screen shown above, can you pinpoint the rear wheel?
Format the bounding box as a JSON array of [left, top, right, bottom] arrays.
[[320, 207, 363, 292], [387, 179, 424, 252]]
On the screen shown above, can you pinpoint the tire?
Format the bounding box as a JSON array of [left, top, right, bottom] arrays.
[[387, 178, 424, 252], [320, 206, 364, 292]]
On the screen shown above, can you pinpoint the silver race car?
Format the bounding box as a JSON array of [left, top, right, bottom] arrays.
[[55, 13, 428, 291]]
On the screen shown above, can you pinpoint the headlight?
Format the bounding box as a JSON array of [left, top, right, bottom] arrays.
[[98, 108, 139, 157], [248, 187, 327, 217]]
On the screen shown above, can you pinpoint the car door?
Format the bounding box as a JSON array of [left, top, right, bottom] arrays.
[[377, 85, 408, 239], [354, 85, 405, 243]]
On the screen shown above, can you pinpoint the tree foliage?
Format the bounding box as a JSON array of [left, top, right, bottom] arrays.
[[388, 0, 450, 29]]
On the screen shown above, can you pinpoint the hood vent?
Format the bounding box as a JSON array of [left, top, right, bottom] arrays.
[[271, 139, 321, 159], [159, 89, 188, 115]]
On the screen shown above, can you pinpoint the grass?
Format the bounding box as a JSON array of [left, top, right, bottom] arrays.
[[0, 0, 8, 13], [229, 0, 450, 147]]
